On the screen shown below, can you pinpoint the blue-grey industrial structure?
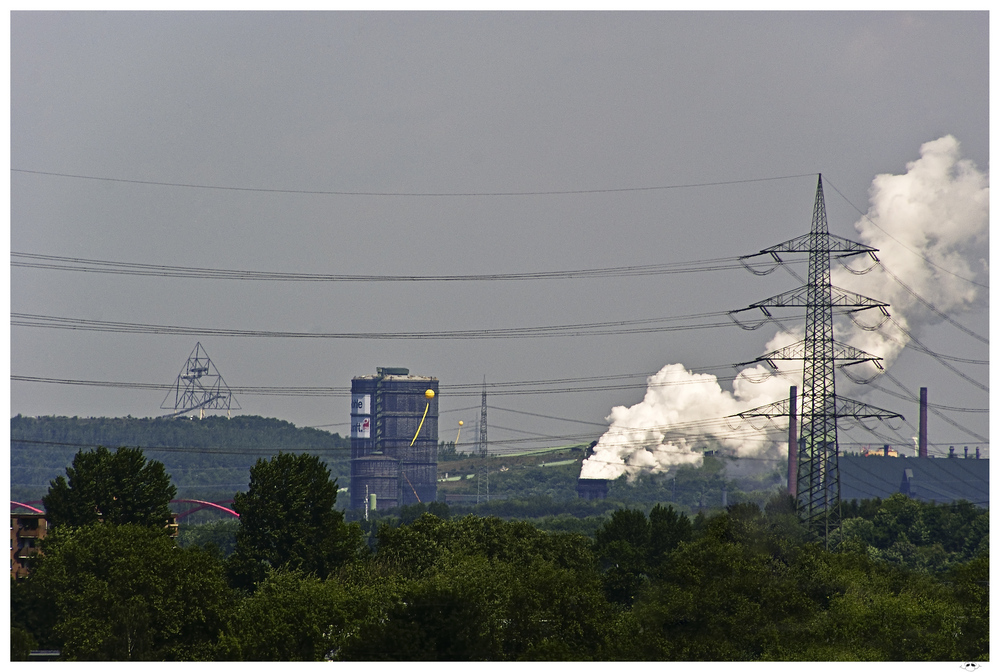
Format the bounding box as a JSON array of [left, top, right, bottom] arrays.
[[350, 367, 439, 510], [839, 454, 988, 508]]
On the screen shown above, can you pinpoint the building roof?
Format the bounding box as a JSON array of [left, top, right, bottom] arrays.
[[839, 455, 988, 508]]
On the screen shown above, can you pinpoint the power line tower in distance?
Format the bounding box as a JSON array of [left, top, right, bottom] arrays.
[[476, 378, 489, 504]]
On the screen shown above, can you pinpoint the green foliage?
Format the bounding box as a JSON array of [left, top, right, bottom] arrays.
[[474, 461, 581, 500], [629, 505, 819, 660], [226, 453, 364, 590], [621, 503, 983, 661], [42, 446, 176, 529], [944, 554, 989, 659], [438, 440, 469, 462], [605, 457, 784, 511], [219, 569, 357, 660], [338, 514, 613, 660], [594, 508, 652, 605], [592, 504, 694, 606], [11, 414, 350, 504], [14, 524, 231, 660], [11, 420, 989, 663], [12, 497, 988, 661], [648, 502, 694, 559], [10, 626, 38, 661], [178, 519, 240, 557], [836, 493, 988, 573]]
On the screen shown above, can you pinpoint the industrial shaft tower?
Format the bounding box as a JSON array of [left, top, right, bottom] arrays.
[[730, 175, 902, 544]]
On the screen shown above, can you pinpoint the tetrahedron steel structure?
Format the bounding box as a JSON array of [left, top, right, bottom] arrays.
[[730, 175, 902, 545], [161, 342, 240, 418]]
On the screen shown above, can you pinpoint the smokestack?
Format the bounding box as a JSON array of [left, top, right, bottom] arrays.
[[949, 446, 956, 458], [965, 446, 969, 459], [919, 387, 928, 458], [721, 486, 727, 508], [788, 386, 798, 498]]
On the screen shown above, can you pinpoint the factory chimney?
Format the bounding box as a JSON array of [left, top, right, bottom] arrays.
[[787, 386, 797, 498], [918, 387, 928, 458]]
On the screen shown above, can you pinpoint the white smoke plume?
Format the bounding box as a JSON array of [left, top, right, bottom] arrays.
[[833, 135, 988, 372], [581, 136, 988, 481]]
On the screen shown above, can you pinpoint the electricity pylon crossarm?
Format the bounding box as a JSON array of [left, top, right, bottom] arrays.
[[737, 285, 890, 314], [736, 340, 885, 371]]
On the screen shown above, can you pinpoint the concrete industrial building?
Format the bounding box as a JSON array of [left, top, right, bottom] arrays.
[[839, 453, 989, 507], [350, 367, 439, 510], [10, 512, 47, 579]]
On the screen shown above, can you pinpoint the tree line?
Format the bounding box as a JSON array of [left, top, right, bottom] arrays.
[[11, 445, 988, 661], [10, 414, 351, 505]]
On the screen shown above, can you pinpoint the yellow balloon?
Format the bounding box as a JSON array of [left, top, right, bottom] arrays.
[[458, 420, 464, 426], [425, 389, 435, 399]]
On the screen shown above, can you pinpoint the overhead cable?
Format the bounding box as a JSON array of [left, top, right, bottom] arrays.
[[823, 177, 988, 289], [886, 317, 988, 392], [11, 251, 807, 282], [12, 167, 816, 197], [10, 311, 801, 340], [882, 371, 989, 444], [877, 262, 989, 344]]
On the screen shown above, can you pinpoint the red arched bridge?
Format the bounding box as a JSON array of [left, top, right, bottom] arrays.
[[170, 499, 239, 519], [11, 499, 239, 519]]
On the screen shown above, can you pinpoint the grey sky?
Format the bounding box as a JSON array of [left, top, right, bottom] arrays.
[[10, 12, 989, 456]]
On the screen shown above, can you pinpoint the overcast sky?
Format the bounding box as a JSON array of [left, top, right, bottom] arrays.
[[9, 11, 989, 458]]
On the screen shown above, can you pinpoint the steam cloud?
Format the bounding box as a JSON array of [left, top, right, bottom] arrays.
[[581, 136, 988, 480]]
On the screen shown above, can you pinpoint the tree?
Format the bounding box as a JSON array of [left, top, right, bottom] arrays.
[[593, 508, 651, 606], [946, 554, 989, 660], [219, 569, 356, 661], [13, 524, 231, 660], [648, 503, 692, 562], [42, 446, 176, 529], [177, 519, 240, 557], [226, 452, 363, 590], [10, 626, 38, 661], [349, 513, 618, 660]]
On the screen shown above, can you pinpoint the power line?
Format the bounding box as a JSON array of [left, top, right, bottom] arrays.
[[11, 251, 806, 282], [10, 311, 801, 341], [10, 437, 345, 456], [823, 177, 988, 289], [881, 371, 989, 444], [489, 404, 611, 428], [7, 364, 775, 402], [885, 317, 988, 392], [876, 261, 988, 344], [862, 380, 988, 413], [10, 372, 738, 398], [770, 246, 987, 363], [11, 167, 817, 197]]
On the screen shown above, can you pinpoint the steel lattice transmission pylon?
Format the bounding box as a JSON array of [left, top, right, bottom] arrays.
[[161, 342, 240, 418], [476, 378, 489, 504], [729, 175, 902, 545]]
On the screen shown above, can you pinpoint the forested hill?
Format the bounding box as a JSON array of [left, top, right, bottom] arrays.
[[11, 415, 351, 505]]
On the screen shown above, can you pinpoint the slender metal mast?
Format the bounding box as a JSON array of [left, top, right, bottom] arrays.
[[477, 378, 489, 503]]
